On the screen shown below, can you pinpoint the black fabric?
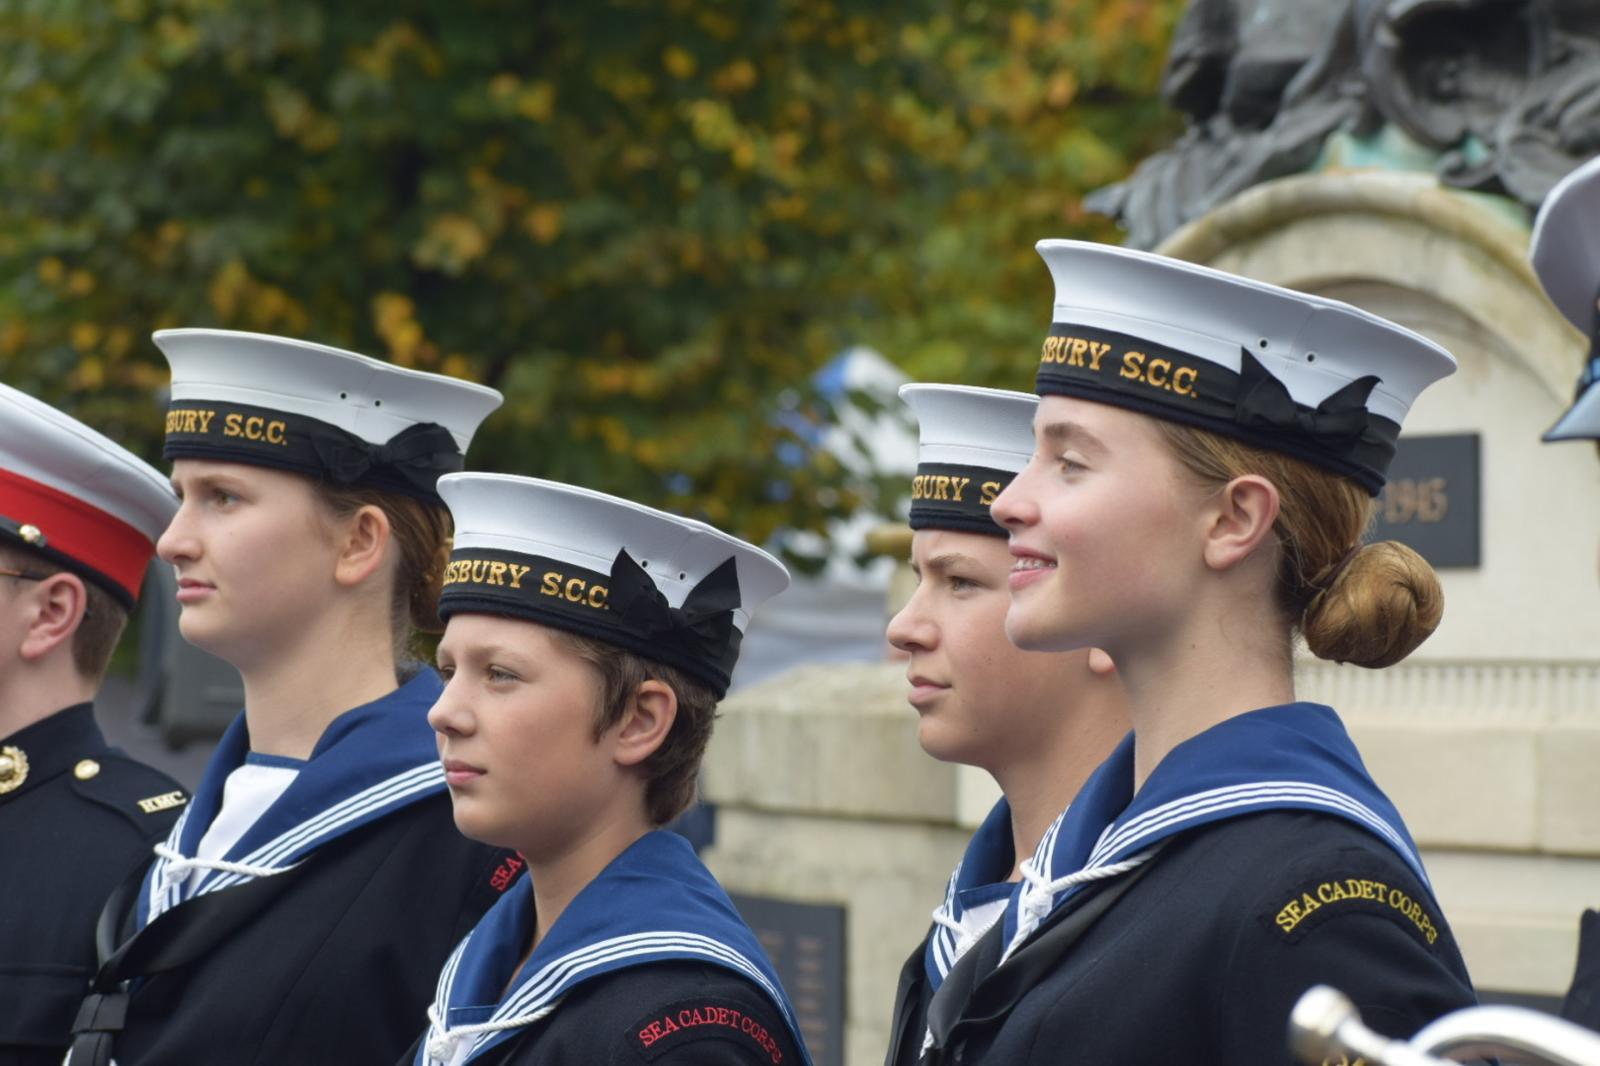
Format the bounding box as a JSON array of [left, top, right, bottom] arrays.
[[69, 869, 307, 1066], [921, 811, 1476, 1066], [1035, 323, 1402, 494], [399, 960, 804, 1066], [162, 399, 463, 503], [906, 464, 1012, 538], [87, 792, 519, 1066], [922, 854, 1154, 1062], [1562, 909, 1600, 1031], [883, 932, 934, 1066], [0, 705, 185, 1066], [440, 548, 744, 699]]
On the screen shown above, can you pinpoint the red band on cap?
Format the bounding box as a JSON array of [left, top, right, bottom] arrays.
[[0, 467, 156, 601]]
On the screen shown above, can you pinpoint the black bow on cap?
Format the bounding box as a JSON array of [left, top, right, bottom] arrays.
[[308, 421, 463, 495], [607, 549, 741, 667], [1233, 348, 1380, 450]]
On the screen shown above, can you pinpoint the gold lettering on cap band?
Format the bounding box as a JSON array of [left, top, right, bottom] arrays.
[[165, 406, 289, 447], [442, 553, 610, 612], [1041, 333, 1200, 399]]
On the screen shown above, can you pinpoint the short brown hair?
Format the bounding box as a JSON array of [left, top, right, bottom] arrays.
[[0, 544, 129, 682], [311, 484, 453, 662], [550, 628, 719, 826], [1158, 423, 1443, 669]]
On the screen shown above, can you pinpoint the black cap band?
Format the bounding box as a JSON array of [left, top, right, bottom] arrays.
[[438, 547, 743, 698], [1034, 323, 1399, 495], [907, 463, 1014, 537], [163, 400, 463, 503]]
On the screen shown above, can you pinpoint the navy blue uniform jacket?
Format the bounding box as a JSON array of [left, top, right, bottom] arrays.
[[0, 704, 186, 1066], [916, 811, 1476, 1066]]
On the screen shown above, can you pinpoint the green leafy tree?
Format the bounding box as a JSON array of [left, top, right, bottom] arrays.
[[0, 0, 1180, 559]]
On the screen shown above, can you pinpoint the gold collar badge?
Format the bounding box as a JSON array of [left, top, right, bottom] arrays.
[[0, 745, 28, 793]]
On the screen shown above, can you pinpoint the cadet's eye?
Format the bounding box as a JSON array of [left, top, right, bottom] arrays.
[[437, 664, 456, 681], [948, 575, 978, 593], [213, 488, 238, 506], [486, 665, 519, 684], [1057, 454, 1087, 474]]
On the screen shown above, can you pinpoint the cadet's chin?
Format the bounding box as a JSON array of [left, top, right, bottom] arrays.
[[448, 801, 508, 850], [916, 709, 981, 768], [174, 609, 231, 658], [1003, 599, 1087, 655]]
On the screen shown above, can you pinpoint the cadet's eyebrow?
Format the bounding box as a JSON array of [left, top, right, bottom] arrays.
[[924, 552, 979, 573], [1037, 420, 1107, 455]]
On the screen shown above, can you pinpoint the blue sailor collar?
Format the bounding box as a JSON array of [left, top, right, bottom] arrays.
[[419, 830, 811, 1066], [1000, 702, 1426, 963], [925, 798, 1014, 990], [140, 669, 446, 926]]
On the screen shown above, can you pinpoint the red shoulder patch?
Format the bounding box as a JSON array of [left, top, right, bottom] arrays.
[[489, 852, 525, 893], [628, 997, 785, 1063]]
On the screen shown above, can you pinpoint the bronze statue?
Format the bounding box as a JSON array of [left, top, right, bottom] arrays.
[[1089, 0, 1600, 248]]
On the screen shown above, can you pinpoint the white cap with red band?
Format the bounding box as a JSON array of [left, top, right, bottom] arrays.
[[0, 383, 177, 606]]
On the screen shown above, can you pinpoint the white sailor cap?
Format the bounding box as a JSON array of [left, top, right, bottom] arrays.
[[436, 473, 791, 698], [1530, 154, 1600, 442], [0, 384, 177, 607], [900, 384, 1038, 537], [1033, 240, 1457, 494], [154, 329, 504, 503]]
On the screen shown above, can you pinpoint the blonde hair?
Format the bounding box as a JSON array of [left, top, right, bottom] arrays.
[[1158, 424, 1443, 668]]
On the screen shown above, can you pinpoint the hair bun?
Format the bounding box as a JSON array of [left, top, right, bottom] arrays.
[[1302, 541, 1443, 668]]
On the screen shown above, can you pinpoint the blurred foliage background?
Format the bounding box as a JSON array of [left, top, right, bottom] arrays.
[[0, 0, 1181, 562]]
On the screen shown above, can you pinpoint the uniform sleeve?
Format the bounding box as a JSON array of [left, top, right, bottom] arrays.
[[1217, 841, 1477, 1065], [609, 972, 803, 1066]]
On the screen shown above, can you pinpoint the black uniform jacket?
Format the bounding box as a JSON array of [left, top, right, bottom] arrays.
[[0, 704, 186, 1066], [918, 811, 1477, 1066], [402, 960, 803, 1066], [87, 793, 518, 1066], [885, 929, 936, 1066], [1562, 909, 1600, 1031]]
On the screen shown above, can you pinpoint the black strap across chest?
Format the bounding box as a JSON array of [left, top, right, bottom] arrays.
[[921, 856, 1158, 1063], [69, 861, 308, 1066]]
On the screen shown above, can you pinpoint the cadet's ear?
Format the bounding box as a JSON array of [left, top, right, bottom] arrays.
[[331, 504, 392, 588], [16, 572, 88, 662], [612, 680, 678, 767], [1201, 474, 1280, 573]]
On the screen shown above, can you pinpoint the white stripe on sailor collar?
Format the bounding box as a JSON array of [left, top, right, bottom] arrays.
[[1002, 781, 1421, 964], [425, 930, 788, 1064], [143, 760, 443, 920]]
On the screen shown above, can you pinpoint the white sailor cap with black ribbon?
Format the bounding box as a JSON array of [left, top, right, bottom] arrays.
[[154, 329, 504, 504], [1032, 240, 1457, 495], [0, 383, 177, 609], [900, 384, 1037, 537], [1530, 154, 1600, 442], [436, 473, 791, 699]]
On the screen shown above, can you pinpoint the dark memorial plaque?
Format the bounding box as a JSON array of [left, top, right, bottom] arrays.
[[1368, 433, 1480, 568], [728, 893, 846, 1066]]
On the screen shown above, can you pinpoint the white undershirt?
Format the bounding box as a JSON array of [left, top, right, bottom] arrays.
[[193, 754, 303, 869]]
